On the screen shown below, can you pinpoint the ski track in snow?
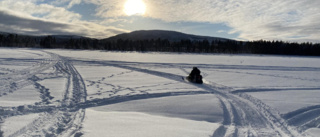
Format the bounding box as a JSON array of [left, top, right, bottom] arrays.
[[0, 50, 318, 137]]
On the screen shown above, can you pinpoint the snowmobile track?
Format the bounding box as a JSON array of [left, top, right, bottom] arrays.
[[283, 105, 320, 132], [73, 59, 304, 137], [2, 51, 87, 137], [0, 51, 59, 97], [1, 51, 311, 137]]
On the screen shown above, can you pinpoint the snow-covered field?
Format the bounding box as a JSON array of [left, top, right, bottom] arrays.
[[1, 48, 320, 137]]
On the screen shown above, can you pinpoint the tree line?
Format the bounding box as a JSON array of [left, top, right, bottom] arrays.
[[1, 33, 320, 56]]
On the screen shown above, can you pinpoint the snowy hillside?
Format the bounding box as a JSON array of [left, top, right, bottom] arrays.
[[0, 48, 320, 137]]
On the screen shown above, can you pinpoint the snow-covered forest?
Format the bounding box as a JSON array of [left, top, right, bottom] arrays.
[[1, 31, 320, 56], [1, 48, 320, 137]]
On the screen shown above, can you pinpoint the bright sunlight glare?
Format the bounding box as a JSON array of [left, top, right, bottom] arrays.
[[124, 0, 146, 16]]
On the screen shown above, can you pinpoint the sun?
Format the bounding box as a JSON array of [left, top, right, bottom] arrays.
[[124, 0, 146, 16]]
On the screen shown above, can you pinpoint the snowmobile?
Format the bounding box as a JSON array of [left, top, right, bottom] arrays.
[[185, 75, 203, 84]]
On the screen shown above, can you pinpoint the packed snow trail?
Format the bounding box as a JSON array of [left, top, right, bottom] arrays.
[[1, 50, 316, 137], [0, 51, 58, 97], [282, 105, 320, 132], [1, 50, 87, 137], [53, 54, 87, 106], [72, 58, 304, 137]]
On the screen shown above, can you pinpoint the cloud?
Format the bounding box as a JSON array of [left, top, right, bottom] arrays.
[[0, 9, 69, 34], [217, 30, 226, 33], [144, 0, 320, 42], [0, 0, 128, 38], [0, 0, 82, 22], [88, 0, 320, 42], [1, 0, 319, 42], [51, 0, 83, 9], [0, 9, 127, 39]]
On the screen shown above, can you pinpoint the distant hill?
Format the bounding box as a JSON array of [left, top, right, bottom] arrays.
[[104, 30, 231, 42], [1, 30, 230, 42], [0, 31, 88, 40]]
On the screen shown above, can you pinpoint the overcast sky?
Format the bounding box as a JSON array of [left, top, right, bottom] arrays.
[[0, 0, 319, 42]]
